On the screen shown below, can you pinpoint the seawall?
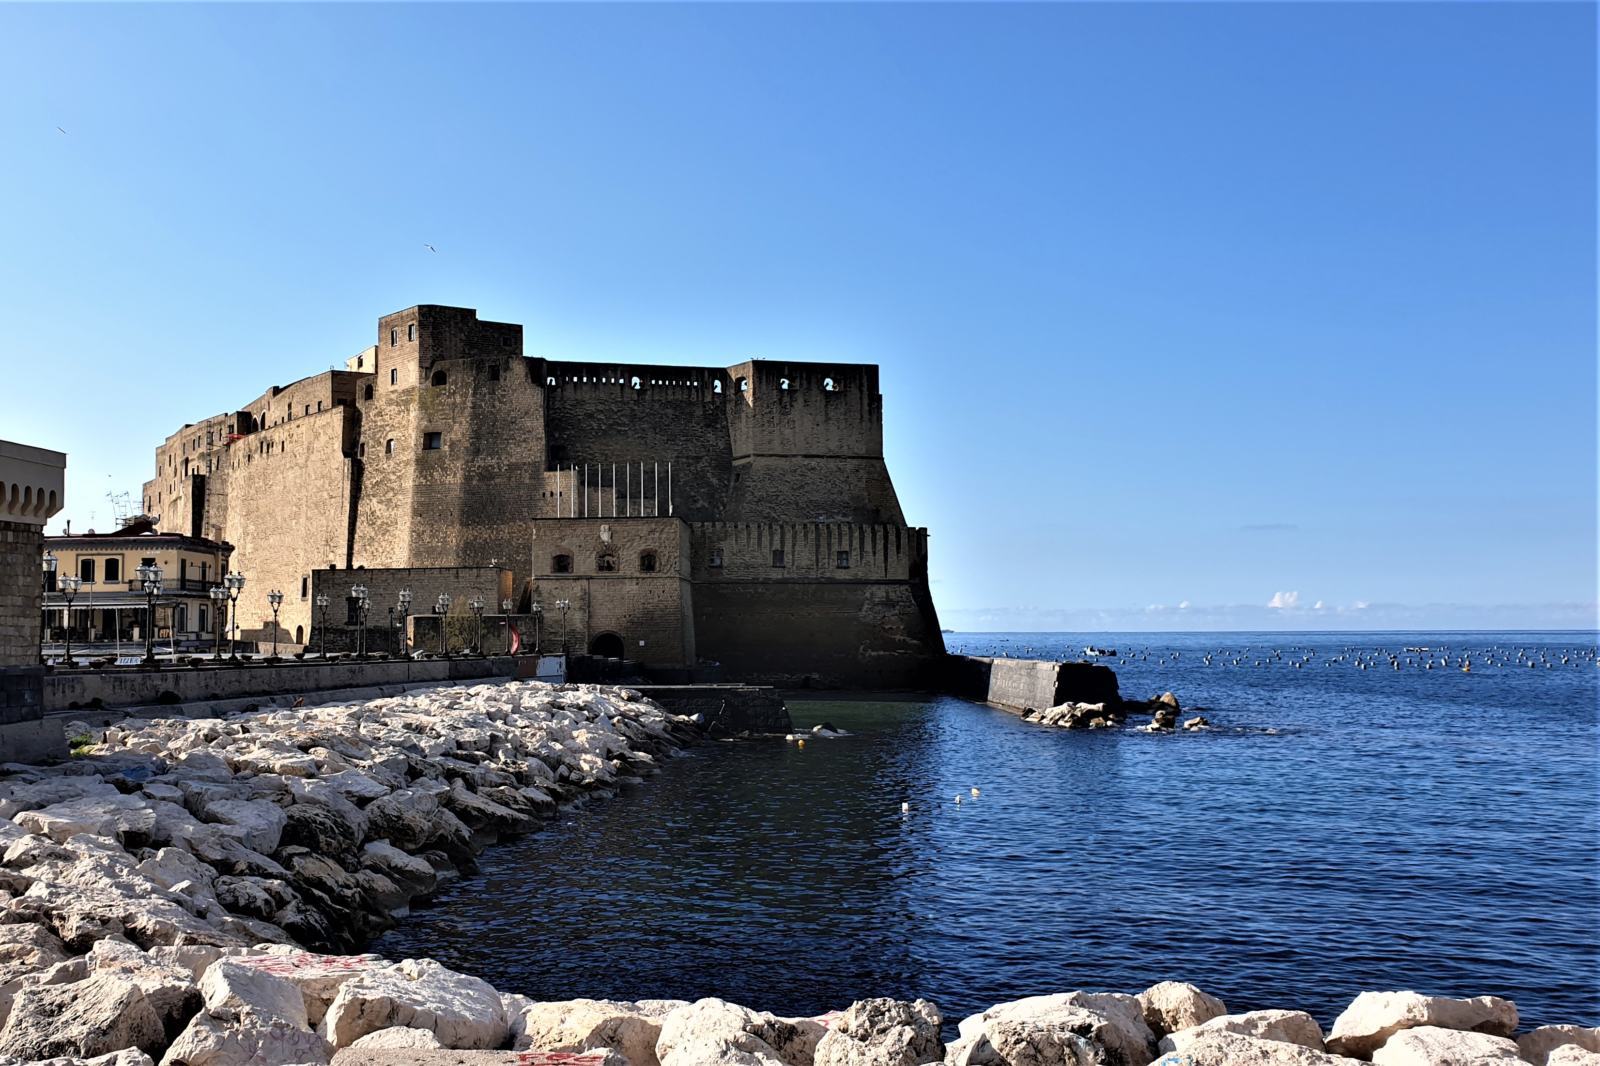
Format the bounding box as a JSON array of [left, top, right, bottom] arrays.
[[943, 654, 1121, 712]]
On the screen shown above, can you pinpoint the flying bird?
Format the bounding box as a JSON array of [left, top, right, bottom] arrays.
[[56, 127, 67, 135], [423, 243, 437, 253]]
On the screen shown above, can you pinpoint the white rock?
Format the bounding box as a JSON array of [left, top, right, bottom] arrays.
[[201, 958, 310, 1028], [1520, 1027, 1600, 1066], [86, 938, 203, 1034], [946, 992, 1154, 1066], [12, 793, 156, 844], [1137, 981, 1227, 1037], [814, 998, 941, 1066], [1162, 1009, 1325, 1053], [160, 1012, 334, 1066], [1369, 1024, 1523, 1064], [1324, 992, 1518, 1058], [1155, 1031, 1366, 1065], [0, 921, 69, 984], [201, 798, 289, 854], [513, 998, 683, 1066], [319, 957, 508, 1049], [349, 1025, 447, 1049], [656, 998, 793, 1066], [226, 951, 387, 1027], [0, 972, 165, 1059], [1550, 1048, 1600, 1066]]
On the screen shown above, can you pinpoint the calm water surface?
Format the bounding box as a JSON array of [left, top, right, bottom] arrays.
[[372, 631, 1599, 1028]]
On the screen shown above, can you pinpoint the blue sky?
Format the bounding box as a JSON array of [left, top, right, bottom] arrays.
[[2, 3, 1593, 631]]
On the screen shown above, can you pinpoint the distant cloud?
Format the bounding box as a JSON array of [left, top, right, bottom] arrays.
[[939, 600, 1599, 633], [1242, 523, 1299, 532], [1178, 600, 1190, 609], [1267, 590, 1300, 609], [1313, 600, 1325, 610]]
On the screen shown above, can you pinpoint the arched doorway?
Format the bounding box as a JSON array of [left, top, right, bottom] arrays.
[[295, 625, 304, 644], [588, 632, 625, 659]]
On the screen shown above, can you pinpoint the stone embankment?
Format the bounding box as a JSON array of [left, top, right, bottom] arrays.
[[0, 681, 1592, 1066]]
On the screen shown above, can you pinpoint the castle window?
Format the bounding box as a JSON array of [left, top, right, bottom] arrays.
[[736, 377, 748, 392], [552, 554, 572, 574], [407, 323, 416, 342], [823, 377, 838, 392], [713, 379, 722, 394], [364, 384, 374, 400], [79, 558, 95, 583], [358, 443, 366, 457], [422, 432, 442, 451], [547, 376, 557, 386], [431, 370, 447, 387], [304, 404, 311, 416], [708, 548, 723, 568], [390, 328, 398, 347], [300, 576, 308, 599], [104, 559, 121, 583], [639, 551, 658, 573], [836, 550, 850, 569], [596, 553, 618, 573], [384, 438, 394, 455], [771, 549, 785, 568], [489, 366, 500, 381], [357, 356, 364, 369], [389, 368, 398, 386], [631, 376, 642, 390], [317, 400, 323, 411], [779, 378, 791, 390]]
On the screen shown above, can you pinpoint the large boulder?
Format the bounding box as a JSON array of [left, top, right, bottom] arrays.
[[1161, 1009, 1325, 1053], [1369, 1025, 1523, 1064], [1137, 981, 1227, 1037], [360, 842, 437, 901], [0, 972, 165, 1059], [945, 992, 1155, 1066], [160, 1012, 334, 1066], [1520, 1027, 1600, 1066], [1159, 1031, 1365, 1065], [350, 1025, 447, 1049], [0, 921, 69, 984], [331, 1050, 630, 1066], [320, 957, 508, 1049], [87, 938, 204, 1039], [200, 798, 288, 854], [200, 958, 310, 1028], [513, 997, 684, 1066], [1324, 993, 1517, 1058], [813, 997, 942, 1066], [1550, 1048, 1600, 1066], [225, 951, 388, 1026], [655, 998, 804, 1066]]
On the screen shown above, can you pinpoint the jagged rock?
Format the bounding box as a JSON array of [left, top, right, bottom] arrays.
[[12, 794, 156, 847], [1161, 1009, 1325, 1053], [279, 803, 362, 858], [1520, 1027, 1600, 1066], [199, 798, 288, 854], [225, 951, 386, 1027], [1158, 1031, 1365, 1065], [512, 998, 686, 1066], [1137, 981, 1226, 1037], [319, 958, 507, 1049], [215, 875, 300, 920], [1550, 1048, 1600, 1066], [1324, 992, 1517, 1058], [0, 973, 164, 1059], [945, 992, 1154, 1066], [86, 939, 203, 1039], [349, 1025, 447, 1049], [656, 998, 790, 1066], [0, 922, 68, 985], [160, 1012, 334, 1066], [1369, 1025, 1523, 1064], [200, 958, 310, 1027], [331, 1051, 630, 1066], [359, 842, 436, 901], [363, 791, 440, 853], [813, 998, 941, 1066]]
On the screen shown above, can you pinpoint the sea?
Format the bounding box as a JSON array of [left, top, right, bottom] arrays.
[[371, 630, 1600, 1030]]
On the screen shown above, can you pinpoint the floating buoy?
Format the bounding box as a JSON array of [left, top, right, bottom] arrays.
[[900, 802, 910, 814], [797, 739, 805, 749], [970, 787, 981, 797], [954, 794, 962, 805]]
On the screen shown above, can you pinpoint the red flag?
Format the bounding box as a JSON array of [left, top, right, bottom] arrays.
[[508, 628, 521, 654]]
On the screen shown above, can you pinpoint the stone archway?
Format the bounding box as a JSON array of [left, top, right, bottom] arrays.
[[588, 632, 625, 659]]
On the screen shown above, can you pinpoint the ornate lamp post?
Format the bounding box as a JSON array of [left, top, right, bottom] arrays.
[[224, 571, 245, 660], [56, 574, 81, 667], [555, 598, 571, 654], [209, 586, 227, 660], [396, 589, 413, 658], [530, 600, 543, 654], [434, 593, 452, 658], [351, 585, 370, 659], [469, 598, 485, 655], [501, 597, 514, 654], [315, 593, 330, 658], [267, 589, 284, 660], [40, 550, 57, 663], [137, 563, 164, 667]]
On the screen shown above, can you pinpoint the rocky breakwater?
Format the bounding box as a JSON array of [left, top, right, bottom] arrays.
[[1021, 691, 1211, 733]]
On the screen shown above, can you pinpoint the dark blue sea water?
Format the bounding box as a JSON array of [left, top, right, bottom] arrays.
[[372, 631, 1599, 1030]]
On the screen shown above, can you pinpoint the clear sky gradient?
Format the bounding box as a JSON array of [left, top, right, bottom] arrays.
[[2, 3, 1594, 631]]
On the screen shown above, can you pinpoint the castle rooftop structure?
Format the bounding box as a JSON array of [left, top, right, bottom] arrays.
[[142, 304, 944, 686]]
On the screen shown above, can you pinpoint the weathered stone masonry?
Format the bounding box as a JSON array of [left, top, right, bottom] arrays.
[[143, 304, 945, 686]]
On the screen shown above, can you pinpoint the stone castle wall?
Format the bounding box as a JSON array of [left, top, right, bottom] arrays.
[[141, 304, 946, 685]]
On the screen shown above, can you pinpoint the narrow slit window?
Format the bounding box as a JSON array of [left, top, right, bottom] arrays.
[[772, 549, 785, 568]]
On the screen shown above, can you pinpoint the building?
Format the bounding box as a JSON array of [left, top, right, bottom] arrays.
[[142, 304, 945, 686], [0, 439, 65, 760], [42, 520, 233, 652]]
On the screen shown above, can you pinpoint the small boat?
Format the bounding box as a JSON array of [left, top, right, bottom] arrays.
[[1082, 646, 1117, 658]]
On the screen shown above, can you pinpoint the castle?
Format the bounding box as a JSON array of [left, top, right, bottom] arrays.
[[142, 305, 945, 686]]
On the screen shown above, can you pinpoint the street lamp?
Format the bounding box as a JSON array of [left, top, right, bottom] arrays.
[[315, 593, 330, 658], [56, 574, 81, 667], [137, 563, 164, 667], [209, 586, 227, 660], [397, 589, 413, 658], [434, 592, 452, 657], [501, 597, 513, 654], [267, 589, 284, 660], [555, 598, 571, 654], [40, 551, 57, 664], [530, 600, 543, 654], [469, 598, 485, 655], [224, 571, 246, 660], [351, 585, 370, 658]]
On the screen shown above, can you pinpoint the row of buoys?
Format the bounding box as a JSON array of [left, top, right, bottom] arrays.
[[900, 786, 982, 815]]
